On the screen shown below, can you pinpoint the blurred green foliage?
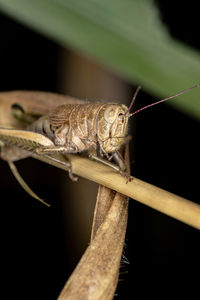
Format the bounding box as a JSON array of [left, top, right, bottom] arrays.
[[0, 0, 200, 119]]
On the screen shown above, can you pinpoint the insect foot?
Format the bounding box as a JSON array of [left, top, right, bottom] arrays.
[[118, 169, 133, 184]]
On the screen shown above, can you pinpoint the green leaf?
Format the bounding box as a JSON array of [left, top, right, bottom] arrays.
[[0, 0, 200, 119]]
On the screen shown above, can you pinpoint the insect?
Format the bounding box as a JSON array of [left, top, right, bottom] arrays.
[[0, 84, 199, 205]]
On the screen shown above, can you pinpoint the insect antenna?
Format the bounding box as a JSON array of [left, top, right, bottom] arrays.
[[129, 83, 200, 117], [124, 85, 142, 116]]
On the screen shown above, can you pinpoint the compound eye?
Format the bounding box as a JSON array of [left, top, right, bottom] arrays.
[[104, 106, 116, 123], [118, 113, 124, 123]]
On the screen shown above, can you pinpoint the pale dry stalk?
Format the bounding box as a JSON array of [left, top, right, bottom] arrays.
[[34, 152, 200, 230]]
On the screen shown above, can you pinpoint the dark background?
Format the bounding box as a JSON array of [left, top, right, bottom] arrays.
[[0, 1, 199, 299]]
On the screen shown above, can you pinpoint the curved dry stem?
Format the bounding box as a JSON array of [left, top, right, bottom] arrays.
[[58, 193, 128, 300], [91, 186, 115, 241], [58, 144, 130, 300]]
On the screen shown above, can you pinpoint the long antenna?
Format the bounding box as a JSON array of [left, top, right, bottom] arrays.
[[124, 85, 142, 116], [129, 83, 200, 117]]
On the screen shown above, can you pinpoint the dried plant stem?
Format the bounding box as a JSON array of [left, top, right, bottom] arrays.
[[91, 186, 115, 240], [58, 192, 128, 300], [58, 145, 130, 300], [34, 153, 200, 230], [91, 144, 131, 242]]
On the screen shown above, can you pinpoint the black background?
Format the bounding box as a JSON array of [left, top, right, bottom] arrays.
[[0, 1, 199, 299]]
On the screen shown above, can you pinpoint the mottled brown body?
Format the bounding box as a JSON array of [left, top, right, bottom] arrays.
[[28, 103, 129, 159]]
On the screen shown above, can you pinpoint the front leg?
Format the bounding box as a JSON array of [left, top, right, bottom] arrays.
[[89, 147, 132, 182], [88, 152, 121, 173], [87, 146, 119, 172], [111, 151, 132, 182], [111, 151, 126, 172]]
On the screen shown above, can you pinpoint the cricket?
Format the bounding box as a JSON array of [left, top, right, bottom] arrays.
[[0, 84, 199, 205]]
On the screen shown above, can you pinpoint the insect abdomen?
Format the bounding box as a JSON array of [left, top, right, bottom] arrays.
[[27, 104, 106, 152]]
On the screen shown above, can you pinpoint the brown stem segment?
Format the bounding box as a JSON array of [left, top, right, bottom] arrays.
[[58, 144, 130, 299]]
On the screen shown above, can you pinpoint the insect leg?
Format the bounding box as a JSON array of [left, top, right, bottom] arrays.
[[0, 144, 31, 161], [8, 161, 50, 206], [88, 153, 121, 172], [111, 151, 132, 182], [89, 149, 132, 182], [111, 151, 126, 171], [44, 154, 78, 182], [35, 145, 77, 155]]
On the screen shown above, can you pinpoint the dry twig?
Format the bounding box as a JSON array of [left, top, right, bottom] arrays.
[[34, 152, 200, 230]]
